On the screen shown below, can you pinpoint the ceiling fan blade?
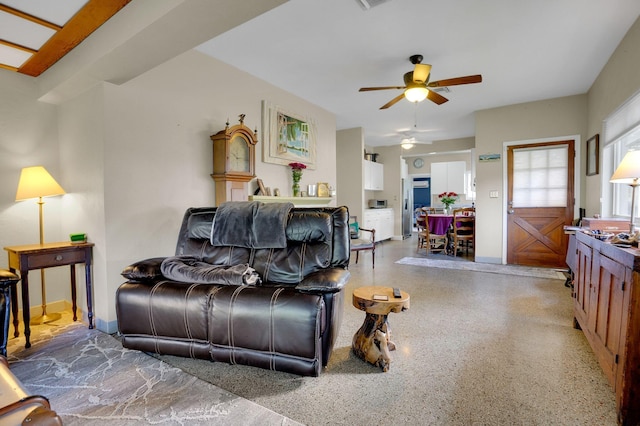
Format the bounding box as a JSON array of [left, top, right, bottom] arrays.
[[427, 89, 448, 105], [359, 86, 405, 92], [428, 74, 482, 87], [412, 63, 431, 83], [380, 93, 406, 110]]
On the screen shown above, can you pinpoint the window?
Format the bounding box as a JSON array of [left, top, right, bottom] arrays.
[[601, 90, 640, 221], [512, 145, 568, 208]]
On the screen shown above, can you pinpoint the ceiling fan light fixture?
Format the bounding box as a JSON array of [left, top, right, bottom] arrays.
[[404, 86, 428, 103], [401, 138, 415, 149]]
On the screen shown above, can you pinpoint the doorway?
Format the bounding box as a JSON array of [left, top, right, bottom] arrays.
[[506, 140, 575, 268], [413, 177, 431, 210], [412, 177, 430, 229]]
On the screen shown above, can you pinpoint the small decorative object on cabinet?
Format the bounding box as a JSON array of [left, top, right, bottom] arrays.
[[210, 114, 258, 205], [572, 231, 640, 425], [317, 182, 330, 197]]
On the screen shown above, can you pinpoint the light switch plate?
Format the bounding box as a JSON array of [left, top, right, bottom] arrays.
[[490, 190, 499, 198]]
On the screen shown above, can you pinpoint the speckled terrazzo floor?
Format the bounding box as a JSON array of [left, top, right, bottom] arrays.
[[7, 235, 619, 425], [158, 237, 618, 426]]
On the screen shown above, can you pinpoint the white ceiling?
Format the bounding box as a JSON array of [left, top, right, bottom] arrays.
[[0, 0, 87, 68], [197, 0, 640, 147], [3, 0, 639, 149]]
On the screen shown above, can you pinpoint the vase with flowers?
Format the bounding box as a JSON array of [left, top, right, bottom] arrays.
[[289, 162, 307, 196], [438, 191, 458, 214]]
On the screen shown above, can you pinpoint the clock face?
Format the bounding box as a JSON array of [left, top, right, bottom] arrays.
[[413, 158, 424, 169], [229, 135, 250, 172]]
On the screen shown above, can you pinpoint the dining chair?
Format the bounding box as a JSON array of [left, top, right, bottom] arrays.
[[452, 207, 475, 256], [416, 215, 428, 251], [424, 212, 447, 254], [349, 216, 376, 268]]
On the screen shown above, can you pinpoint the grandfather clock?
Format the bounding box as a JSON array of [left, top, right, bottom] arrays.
[[210, 114, 258, 205]]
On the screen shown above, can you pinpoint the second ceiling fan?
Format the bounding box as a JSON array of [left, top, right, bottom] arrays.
[[359, 54, 482, 109]]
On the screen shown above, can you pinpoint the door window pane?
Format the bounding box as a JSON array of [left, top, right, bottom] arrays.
[[513, 146, 568, 208]]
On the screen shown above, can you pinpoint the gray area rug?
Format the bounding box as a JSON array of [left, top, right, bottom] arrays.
[[7, 322, 300, 426], [395, 256, 568, 280]]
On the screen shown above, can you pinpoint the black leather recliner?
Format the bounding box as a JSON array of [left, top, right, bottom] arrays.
[[115, 206, 351, 376]]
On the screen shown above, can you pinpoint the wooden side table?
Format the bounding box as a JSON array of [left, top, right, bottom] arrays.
[[352, 286, 410, 371], [4, 242, 95, 348]]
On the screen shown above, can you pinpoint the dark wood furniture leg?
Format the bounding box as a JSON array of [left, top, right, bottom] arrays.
[[85, 255, 94, 328], [0, 284, 10, 356], [9, 282, 18, 338], [70, 265, 77, 322], [19, 268, 31, 348]]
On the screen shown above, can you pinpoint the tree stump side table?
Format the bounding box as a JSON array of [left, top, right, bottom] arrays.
[[352, 286, 410, 371]]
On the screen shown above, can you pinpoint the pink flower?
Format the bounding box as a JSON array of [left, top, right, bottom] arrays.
[[438, 191, 459, 207], [288, 162, 307, 170]]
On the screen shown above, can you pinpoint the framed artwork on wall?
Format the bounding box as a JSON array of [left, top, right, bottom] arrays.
[[586, 134, 599, 176], [262, 100, 317, 169]]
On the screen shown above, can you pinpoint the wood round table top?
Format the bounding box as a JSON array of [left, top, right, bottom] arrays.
[[352, 286, 410, 315]]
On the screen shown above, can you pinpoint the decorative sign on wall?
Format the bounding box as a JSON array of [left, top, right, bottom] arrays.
[[262, 100, 317, 169], [479, 153, 501, 162]]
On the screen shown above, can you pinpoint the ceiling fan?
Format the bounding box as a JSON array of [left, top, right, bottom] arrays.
[[400, 136, 432, 149], [359, 54, 482, 110]]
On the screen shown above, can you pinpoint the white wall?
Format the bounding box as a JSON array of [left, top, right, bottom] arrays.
[[474, 95, 588, 263], [472, 16, 640, 264], [0, 51, 337, 332], [336, 127, 365, 221], [0, 70, 70, 313], [587, 16, 640, 217]]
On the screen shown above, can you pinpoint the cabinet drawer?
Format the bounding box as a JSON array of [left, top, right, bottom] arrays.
[[27, 249, 86, 269]]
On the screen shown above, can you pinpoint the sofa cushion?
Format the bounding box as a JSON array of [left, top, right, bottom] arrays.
[[160, 256, 261, 285], [210, 201, 292, 248], [121, 257, 166, 281]]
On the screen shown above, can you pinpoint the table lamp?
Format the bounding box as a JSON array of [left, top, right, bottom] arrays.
[[610, 150, 640, 234], [15, 166, 66, 324]]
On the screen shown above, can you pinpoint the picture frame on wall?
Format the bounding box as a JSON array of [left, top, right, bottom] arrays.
[[262, 100, 317, 169], [317, 182, 330, 197], [586, 134, 599, 176]]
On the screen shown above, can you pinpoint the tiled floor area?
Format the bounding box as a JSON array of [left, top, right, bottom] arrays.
[[6, 234, 621, 425], [159, 235, 619, 425]]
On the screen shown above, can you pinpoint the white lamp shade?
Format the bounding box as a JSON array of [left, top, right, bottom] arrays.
[[15, 166, 66, 201], [610, 150, 640, 184], [404, 86, 428, 103], [401, 138, 414, 149]]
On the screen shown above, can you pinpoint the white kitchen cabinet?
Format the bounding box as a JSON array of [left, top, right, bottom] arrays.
[[363, 160, 384, 191], [363, 208, 394, 241], [431, 161, 466, 195]]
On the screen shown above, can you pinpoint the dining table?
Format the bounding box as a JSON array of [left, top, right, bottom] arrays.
[[426, 214, 454, 236]]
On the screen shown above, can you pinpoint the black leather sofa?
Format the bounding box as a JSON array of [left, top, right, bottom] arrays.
[[116, 205, 351, 376]]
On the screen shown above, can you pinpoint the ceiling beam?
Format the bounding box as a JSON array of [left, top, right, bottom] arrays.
[[17, 0, 131, 77]]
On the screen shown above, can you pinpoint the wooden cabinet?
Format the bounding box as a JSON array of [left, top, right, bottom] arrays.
[[363, 208, 394, 241], [363, 160, 384, 191], [431, 161, 466, 195], [573, 238, 592, 329], [572, 232, 640, 425]]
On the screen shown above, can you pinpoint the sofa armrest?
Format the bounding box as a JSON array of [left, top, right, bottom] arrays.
[[295, 269, 351, 294], [121, 257, 167, 282]]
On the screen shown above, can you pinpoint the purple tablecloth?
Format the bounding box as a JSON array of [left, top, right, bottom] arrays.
[[428, 214, 453, 235]]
